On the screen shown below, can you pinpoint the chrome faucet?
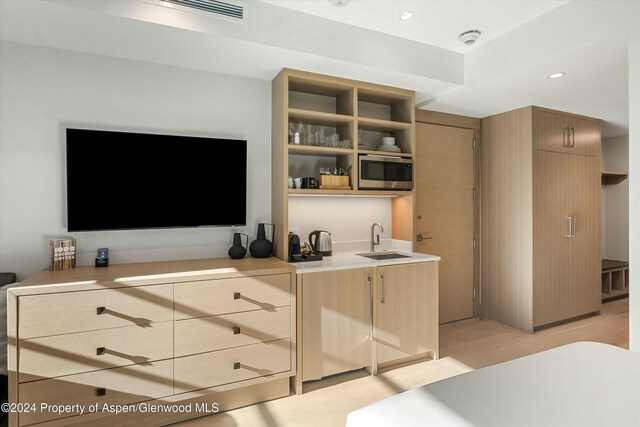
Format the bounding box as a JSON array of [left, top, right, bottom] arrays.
[[370, 222, 384, 252]]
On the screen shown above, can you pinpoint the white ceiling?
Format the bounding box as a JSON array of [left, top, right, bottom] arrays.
[[260, 0, 568, 53], [0, 0, 629, 137]]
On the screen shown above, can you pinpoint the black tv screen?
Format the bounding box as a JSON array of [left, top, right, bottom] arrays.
[[66, 128, 247, 231]]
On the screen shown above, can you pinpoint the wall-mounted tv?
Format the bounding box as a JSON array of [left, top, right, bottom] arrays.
[[66, 128, 247, 232]]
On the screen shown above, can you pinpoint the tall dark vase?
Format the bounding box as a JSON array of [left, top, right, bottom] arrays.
[[228, 233, 248, 259], [249, 223, 275, 258]]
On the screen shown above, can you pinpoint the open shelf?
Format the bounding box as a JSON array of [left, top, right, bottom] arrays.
[[357, 149, 413, 158], [601, 259, 629, 301], [601, 172, 628, 185], [357, 87, 413, 124], [358, 117, 412, 132], [289, 109, 353, 126], [288, 145, 354, 156], [288, 189, 406, 197]]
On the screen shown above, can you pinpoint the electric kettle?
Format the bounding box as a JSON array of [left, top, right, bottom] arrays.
[[309, 230, 332, 256]]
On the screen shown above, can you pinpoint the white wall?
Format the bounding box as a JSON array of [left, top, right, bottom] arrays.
[[601, 136, 629, 261], [288, 197, 393, 253], [0, 41, 271, 279]]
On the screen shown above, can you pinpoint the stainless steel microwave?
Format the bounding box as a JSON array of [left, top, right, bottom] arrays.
[[358, 155, 413, 190]]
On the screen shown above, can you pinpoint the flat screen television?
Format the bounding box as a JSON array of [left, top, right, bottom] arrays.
[[66, 128, 247, 232]]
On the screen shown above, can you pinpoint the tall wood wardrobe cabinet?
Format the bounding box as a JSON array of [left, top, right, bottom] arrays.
[[481, 106, 601, 332]]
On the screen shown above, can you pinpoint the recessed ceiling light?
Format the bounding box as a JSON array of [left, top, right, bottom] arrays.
[[328, 0, 351, 7], [548, 72, 566, 79], [399, 11, 415, 20]]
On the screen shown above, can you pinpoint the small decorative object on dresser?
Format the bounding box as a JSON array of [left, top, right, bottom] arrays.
[[95, 247, 109, 268], [228, 233, 249, 259], [48, 238, 76, 271], [250, 223, 275, 258]]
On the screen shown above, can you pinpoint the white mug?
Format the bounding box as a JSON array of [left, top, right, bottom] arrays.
[[288, 177, 294, 189], [294, 178, 302, 189]]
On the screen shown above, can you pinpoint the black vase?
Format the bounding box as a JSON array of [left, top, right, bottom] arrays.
[[228, 233, 248, 259], [249, 223, 275, 258]]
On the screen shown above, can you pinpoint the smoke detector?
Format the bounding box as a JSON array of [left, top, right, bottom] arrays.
[[459, 29, 482, 46], [328, 0, 351, 7]]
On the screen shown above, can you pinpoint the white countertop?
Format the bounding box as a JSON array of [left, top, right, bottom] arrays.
[[291, 250, 440, 273]]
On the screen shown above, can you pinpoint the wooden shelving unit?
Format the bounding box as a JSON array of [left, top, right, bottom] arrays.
[[272, 68, 415, 259], [602, 259, 629, 301], [601, 172, 628, 185]]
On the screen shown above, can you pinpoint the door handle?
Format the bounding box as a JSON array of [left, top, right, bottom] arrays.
[[368, 276, 373, 341], [565, 216, 576, 238], [416, 234, 433, 242], [380, 275, 385, 304], [570, 127, 576, 147]]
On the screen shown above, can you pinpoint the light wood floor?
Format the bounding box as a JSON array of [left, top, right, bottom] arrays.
[[174, 298, 629, 427]]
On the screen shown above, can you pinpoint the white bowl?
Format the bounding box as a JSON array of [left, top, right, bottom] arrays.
[[382, 137, 396, 145]]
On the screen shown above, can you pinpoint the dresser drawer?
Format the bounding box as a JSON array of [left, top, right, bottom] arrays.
[[174, 274, 291, 320], [175, 307, 290, 357], [18, 359, 173, 426], [19, 321, 173, 383], [174, 339, 291, 393], [18, 284, 173, 339]]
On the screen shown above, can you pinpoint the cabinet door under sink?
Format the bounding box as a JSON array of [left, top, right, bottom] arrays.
[[301, 268, 373, 382]]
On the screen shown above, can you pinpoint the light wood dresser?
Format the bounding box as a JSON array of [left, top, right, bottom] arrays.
[[7, 258, 296, 426]]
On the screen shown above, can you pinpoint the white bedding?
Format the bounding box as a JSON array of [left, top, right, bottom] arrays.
[[346, 342, 640, 427]]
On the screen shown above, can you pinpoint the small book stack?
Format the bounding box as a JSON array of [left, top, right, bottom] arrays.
[[49, 238, 77, 271]]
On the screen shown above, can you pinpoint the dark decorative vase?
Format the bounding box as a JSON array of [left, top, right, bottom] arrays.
[[249, 223, 275, 258], [228, 233, 248, 259]]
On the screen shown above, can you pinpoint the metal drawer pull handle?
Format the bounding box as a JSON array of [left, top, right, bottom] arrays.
[[96, 307, 106, 315], [233, 326, 241, 335], [233, 362, 241, 370], [234, 292, 241, 300], [96, 347, 106, 356], [380, 275, 385, 304], [96, 388, 106, 397]]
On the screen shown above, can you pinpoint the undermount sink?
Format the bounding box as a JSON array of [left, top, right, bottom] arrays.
[[356, 252, 412, 260]]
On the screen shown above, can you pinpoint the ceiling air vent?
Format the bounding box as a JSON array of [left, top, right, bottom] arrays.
[[141, 0, 248, 24]]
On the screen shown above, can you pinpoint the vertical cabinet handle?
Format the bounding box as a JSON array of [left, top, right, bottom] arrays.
[[570, 127, 576, 147], [380, 275, 385, 304], [563, 127, 570, 147], [368, 276, 373, 341], [565, 216, 577, 238]]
